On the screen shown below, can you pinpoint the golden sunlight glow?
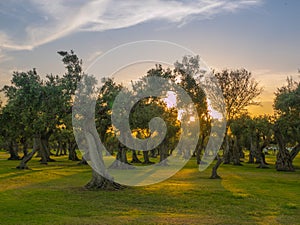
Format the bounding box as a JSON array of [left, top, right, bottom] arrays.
[[164, 91, 177, 108], [189, 116, 195, 122], [207, 99, 223, 120], [247, 101, 274, 116]]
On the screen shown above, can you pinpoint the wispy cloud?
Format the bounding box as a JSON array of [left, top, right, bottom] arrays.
[[87, 50, 103, 64], [0, 0, 263, 51], [0, 47, 11, 62]]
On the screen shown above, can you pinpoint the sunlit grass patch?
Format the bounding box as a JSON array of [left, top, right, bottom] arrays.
[[282, 203, 298, 210], [0, 151, 299, 224]]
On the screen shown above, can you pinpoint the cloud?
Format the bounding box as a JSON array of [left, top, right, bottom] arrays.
[[87, 50, 103, 64], [0, 46, 12, 62], [0, 0, 263, 51]]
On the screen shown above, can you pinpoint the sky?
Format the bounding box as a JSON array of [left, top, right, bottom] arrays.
[[0, 0, 300, 115]]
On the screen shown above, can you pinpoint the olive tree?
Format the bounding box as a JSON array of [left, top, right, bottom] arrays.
[[273, 77, 300, 171], [212, 69, 262, 178]]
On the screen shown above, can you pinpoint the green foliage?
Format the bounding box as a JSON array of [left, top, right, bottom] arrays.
[[95, 77, 123, 140], [0, 50, 83, 164], [214, 69, 262, 120], [274, 77, 300, 144]]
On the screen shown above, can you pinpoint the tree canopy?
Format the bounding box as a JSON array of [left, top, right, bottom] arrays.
[[0, 51, 299, 190]]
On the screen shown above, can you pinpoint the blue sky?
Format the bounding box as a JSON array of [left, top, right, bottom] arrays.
[[1, 0, 300, 114]]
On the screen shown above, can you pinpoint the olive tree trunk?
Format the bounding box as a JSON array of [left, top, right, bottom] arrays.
[[85, 169, 124, 190], [68, 141, 80, 161], [248, 137, 256, 163], [17, 137, 39, 169], [131, 150, 142, 163], [210, 155, 223, 179], [290, 144, 300, 161], [232, 136, 242, 166], [255, 134, 269, 169], [109, 143, 133, 169], [39, 137, 55, 164], [196, 134, 205, 165], [83, 125, 124, 190], [274, 129, 294, 171], [8, 140, 20, 160], [223, 133, 231, 164]]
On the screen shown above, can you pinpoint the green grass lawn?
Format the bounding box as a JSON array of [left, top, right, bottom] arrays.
[[0, 151, 299, 225]]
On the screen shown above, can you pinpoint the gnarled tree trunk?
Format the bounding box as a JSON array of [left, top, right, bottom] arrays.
[[248, 137, 256, 164], [142, 140, 154, 164], [85, 169, 124, 191], [131, 150, 142, 163], [274, 128, 294, 171], [20, 137, 28, 158], [210, 155, 223, 179], [255, 134, 269, 169], [195, 133, 205, 164], [223, 134, 231, 164], [17, 137, 39, 169], [232, 136, 242, 166], [142, 150, 153, 164], [82, 123, 124, 190], [39, 132, 55, 164], [159, 142, 169, 166], [68, 141, 80, 161], [290, 144, 300, 161], [8, 140, 20, 160], [109, 143, 133, 169]]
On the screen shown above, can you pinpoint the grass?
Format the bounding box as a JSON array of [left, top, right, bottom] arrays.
[[0, 151, 299, 225]]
